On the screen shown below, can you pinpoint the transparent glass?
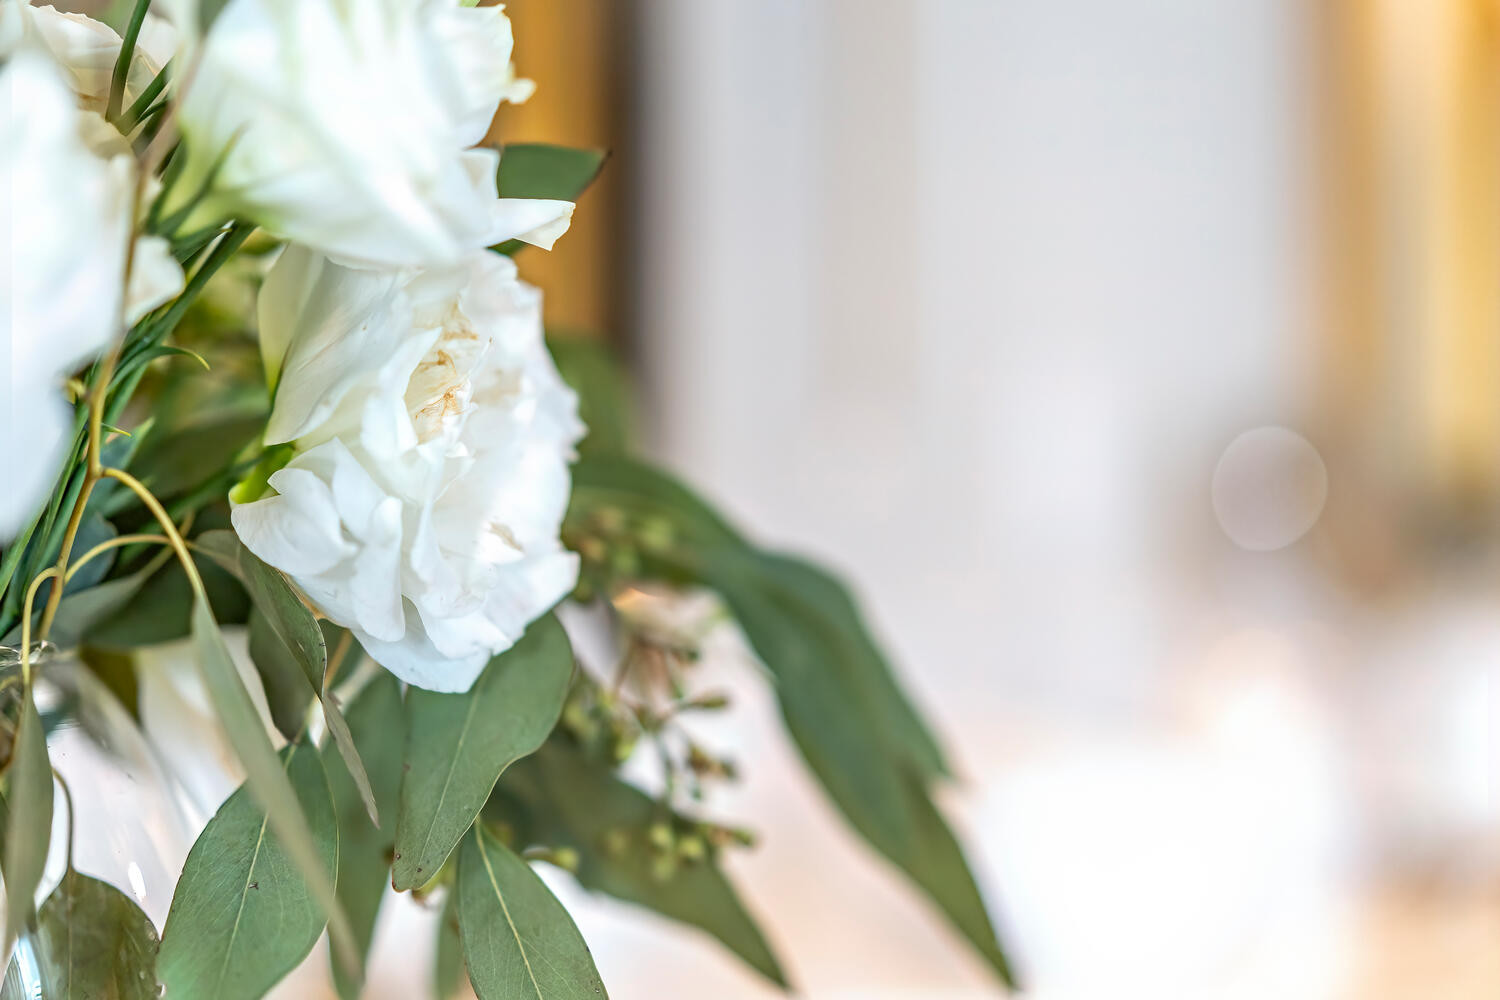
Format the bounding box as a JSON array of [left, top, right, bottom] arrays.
[[0, 648, 195, 998]]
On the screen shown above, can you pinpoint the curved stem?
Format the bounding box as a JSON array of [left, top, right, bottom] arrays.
[[63, 535, 171, 585], [36, 478, 97, 640], [20, 568, 60, 687], [33, 532, 169, 646], [99, 469, 208, 601]]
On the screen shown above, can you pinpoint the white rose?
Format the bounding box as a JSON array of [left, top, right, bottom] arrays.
[[164, 0, 572, 269], [232, 246, 584, 691], [0, 44, 182, 541], [0, 4, 185, 321], [0, 1, 175, 115]]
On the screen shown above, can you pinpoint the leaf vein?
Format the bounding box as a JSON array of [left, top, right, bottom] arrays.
[[411, 689, 483, 874], [476, 828, 544, 1000]]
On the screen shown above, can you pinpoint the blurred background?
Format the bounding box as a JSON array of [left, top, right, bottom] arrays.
[[55, 0, 1496, 996], [481, 1, 1500, 997]]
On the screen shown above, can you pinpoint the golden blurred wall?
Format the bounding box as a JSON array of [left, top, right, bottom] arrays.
[[1318, 0, 1500, 519], [486, 0, 625, 338]]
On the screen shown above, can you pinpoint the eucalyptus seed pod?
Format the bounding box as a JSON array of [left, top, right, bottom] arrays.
[[590, 506, 627, 538], [634, 516, 675, 554]]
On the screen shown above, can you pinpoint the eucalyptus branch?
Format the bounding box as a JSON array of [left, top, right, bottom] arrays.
[[33, 216, 251, 640], [35, 473, 99, 638], [36, 329, 128, 637], [34, 45, 181, 639], [99, 469, 207, 603], [113, 510, 194, 571], [65, 534, 171, 586], [19, 568, 60, 686]]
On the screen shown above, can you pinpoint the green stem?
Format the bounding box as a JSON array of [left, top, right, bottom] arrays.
[[106, 0, 151, 124], [0, 520, 39, 618], [101, 470, 203, 598], [1, 226, 252, 634], [118, 224, 253, 373], [120, 57, 172, 134], [1, 456, 86, 631], [35, 477, 97, 639]]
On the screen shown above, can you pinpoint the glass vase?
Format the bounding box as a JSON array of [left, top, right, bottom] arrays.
[[0, 644, 196, 998]]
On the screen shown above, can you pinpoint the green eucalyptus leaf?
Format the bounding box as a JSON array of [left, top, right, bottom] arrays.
[[495, 743, 787, 988], [546, 336, 634, 457], [195, 530, 324, 684], [59, 515, 117, 598], [248, 607, 316, 741], [567, 455, 745, 552], [2, 689, 53, 958], [199, 530, 380, 827], [32, 868, 161, 998], [321, 689, 379, 827], [392, 615, 574, 891], [77, 646, 143, 722], [496, 143, 607, 203], [564, 454, 1015, 987], [457, 825, 608, 1000], [84, 554, 249, 649], [158, 742, 338, 1000], [5, 560, 154, 652], [327, 672, 405, 1000], [90, 424, 152, 517], [4, 516, 118, 649], [722, 553, 948, 778], [180, 598, 358, 979], [433, 887, 465, 1000], [491, 143, 607, 256], [701, 549, 1012, 986], [569, 456, 945, 776], [129, 413, 265, 501]]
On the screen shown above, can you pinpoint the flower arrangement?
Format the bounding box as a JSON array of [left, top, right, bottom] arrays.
[[0, 1, 1016, 997]]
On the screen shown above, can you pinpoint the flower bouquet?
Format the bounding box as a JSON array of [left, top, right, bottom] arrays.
[[0, 1, 1016, 997]]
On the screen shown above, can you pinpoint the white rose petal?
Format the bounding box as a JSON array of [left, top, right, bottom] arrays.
[[234, 248, 584, 691], [0, 43, 181, 540], [168, 0, 572, 268], [492, 197, 577, 252], [257, 245, 411, 442], [0, 2, 174, 114], [126, 234, 187, 323]]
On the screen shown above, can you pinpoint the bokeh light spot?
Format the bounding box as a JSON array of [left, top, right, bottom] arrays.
[[1212, 427, 1328, 551]]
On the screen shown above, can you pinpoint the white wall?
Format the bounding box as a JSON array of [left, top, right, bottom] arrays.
[[604, 1, 1318, 997]]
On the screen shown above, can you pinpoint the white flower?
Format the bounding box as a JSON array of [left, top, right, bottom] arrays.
[[0, 44, 182, 541], [164, 0, 572, 269], [0, 1, 175, 114], [232, 246, 584, 691]]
